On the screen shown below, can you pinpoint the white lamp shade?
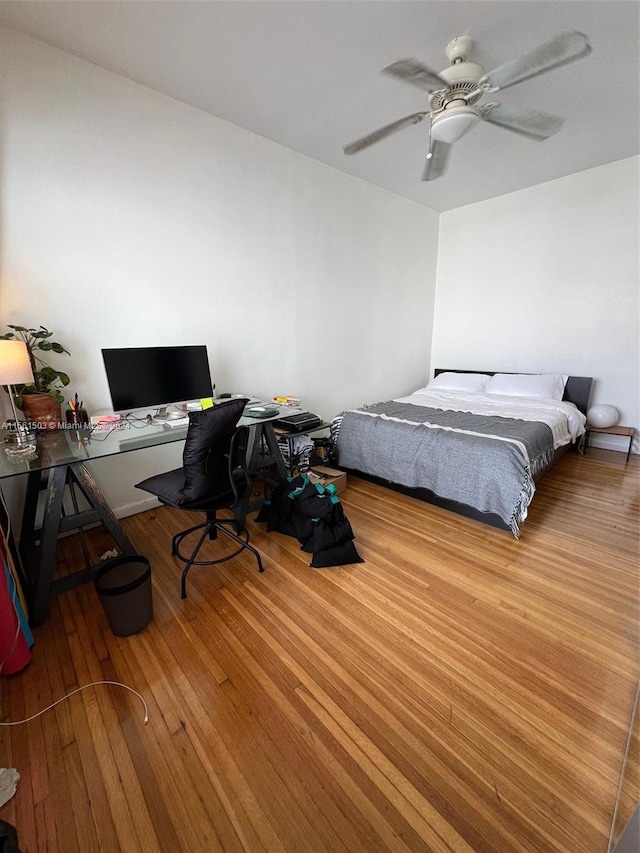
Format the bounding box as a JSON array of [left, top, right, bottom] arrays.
[[0, 340, 34, 385], [587, 404, 619, 428]]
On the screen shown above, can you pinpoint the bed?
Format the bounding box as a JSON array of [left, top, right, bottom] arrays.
[[332, 370, 592, 537]]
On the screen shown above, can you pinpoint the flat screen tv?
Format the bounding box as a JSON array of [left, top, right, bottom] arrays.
[[101, 345, 213, 419]]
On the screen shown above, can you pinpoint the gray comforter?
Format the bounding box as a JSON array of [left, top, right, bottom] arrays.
[[334, 400, 555, 537]]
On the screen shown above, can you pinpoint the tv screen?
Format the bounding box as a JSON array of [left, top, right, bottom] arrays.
[[101, 345, 213, 414]]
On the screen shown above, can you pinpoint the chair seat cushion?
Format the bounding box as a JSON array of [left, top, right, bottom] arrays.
[[135, 468, 188, 507], [135, 398, 248, 507], [135, 467, 235, 509]]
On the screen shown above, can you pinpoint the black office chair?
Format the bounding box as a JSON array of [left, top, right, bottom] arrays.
[[134, 398, 264, 599]]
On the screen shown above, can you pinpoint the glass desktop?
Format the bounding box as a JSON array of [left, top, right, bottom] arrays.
[[0, 421, 185, 479], [0, 401, 302, 480]]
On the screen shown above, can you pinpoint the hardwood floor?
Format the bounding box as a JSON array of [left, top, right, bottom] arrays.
[[1, 450, 638, 852]]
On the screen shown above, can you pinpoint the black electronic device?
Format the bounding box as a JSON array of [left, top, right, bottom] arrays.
[[101, 345, 213, 419], [274, 412, 324, 433]]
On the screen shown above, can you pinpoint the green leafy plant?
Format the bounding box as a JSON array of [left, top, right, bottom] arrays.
[[1, 324, 71, 404]]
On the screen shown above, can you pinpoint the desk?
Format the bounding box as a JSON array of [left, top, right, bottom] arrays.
[[0, 407, 293, 626]]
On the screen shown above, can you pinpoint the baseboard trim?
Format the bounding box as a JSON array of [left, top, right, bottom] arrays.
[[113, 496, 161, 519]]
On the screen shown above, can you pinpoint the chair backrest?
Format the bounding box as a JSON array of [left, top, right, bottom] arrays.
[[227, 425, 252, 505], [181, 398, 248, 502]]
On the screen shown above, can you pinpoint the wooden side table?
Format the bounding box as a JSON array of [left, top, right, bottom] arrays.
[[585, 425, 635, 463]]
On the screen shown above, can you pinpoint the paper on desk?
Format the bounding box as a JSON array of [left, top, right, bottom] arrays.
[[0, 768, 19, 807]]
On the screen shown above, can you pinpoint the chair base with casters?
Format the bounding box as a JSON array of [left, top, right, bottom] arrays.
[[134, 400, 264, 599], [172, 509, 263, 599]]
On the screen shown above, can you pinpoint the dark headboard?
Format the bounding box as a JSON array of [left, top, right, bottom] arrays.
[[434, 369, 593, 416]]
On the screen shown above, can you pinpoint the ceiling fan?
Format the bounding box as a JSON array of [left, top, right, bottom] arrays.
[[343, 31, 591, 181]]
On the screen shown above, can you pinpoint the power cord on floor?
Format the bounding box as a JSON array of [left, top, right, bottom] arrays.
[[0, 681, 149, 726], [606, 675, 640, 852]]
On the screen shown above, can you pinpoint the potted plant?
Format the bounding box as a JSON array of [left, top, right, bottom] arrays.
[[0, 324, 71, 429]]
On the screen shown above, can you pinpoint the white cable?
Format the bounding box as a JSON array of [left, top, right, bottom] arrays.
[[606, 675, 640, 852], [0, 680, 149, 726]]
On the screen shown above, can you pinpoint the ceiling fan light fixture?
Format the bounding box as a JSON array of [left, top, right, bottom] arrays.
[[431, 106, 480, 143]]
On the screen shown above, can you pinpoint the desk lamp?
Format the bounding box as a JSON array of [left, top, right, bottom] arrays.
[[587, 404, 619, 429], [0, 339, 37, 457]]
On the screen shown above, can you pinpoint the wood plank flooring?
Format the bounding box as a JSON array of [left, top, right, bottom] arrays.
[[1, 449, 638, 852]]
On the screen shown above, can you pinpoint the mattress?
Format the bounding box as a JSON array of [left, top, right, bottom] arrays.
[[334, 389, 587, 537]]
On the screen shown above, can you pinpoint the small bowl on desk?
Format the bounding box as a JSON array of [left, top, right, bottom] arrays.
[[4, 429, 38, 460]]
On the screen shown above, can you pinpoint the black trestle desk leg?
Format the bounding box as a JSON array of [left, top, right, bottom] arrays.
[[19, 469, 44, 596], [70, 463, 135, 556], [30, 465, 67, 626], [29, 462, 137, 627], [262, 424, 288, 481], [235, 422, 289, 526]]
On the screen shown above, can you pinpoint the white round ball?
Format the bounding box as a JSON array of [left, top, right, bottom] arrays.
[[587, 405, 619, 428]]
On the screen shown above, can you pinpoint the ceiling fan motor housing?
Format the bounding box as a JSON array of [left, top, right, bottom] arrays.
[[430, 54, 484, 144], [430, 60, 486, 113], [438, 61, 485, 87]]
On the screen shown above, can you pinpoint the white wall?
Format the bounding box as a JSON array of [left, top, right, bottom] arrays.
[[431, 157, 639, 453], [0, 28, 439, 515]]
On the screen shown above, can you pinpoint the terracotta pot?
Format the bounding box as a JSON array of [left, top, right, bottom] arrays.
[[21, 394, 63, 431]]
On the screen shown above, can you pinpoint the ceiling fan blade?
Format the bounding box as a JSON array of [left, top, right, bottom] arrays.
[[482, 31, 591, 91], [382, 59, 449, 92], [482, 103, 564, 140], [343, 112, 428, 155], [422, 140, 451, 181]]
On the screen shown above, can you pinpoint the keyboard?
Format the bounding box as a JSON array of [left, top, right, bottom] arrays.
[[155, 416, 190, 428]]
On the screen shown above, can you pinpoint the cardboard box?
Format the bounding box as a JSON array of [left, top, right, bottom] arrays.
[[308, 465, 347, 495]]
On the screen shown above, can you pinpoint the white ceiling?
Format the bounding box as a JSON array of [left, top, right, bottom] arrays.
[[0, 1, 638, 212]]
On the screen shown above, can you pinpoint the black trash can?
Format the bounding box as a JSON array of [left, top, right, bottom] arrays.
[[94, 555, 153, 636], [0, 819, 21, 853]]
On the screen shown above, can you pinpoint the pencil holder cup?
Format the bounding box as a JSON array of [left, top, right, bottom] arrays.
[[65, 407, 89, 427]]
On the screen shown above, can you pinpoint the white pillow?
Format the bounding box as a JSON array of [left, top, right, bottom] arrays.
[[426, 372, 492, 393], [484, 373, 568, 400]]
